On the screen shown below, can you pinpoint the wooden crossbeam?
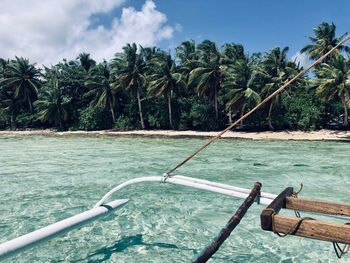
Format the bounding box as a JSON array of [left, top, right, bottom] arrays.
[[273, 215, 350, 244], [261, 187, 350, 245], [261, 187, 294, 231], [285, 197, 350, 217]]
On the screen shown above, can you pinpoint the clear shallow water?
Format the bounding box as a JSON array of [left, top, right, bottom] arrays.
[[0, 136, 350, 263]]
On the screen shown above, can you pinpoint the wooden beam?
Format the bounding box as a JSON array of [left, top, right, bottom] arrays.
[[261, 187, 293, 231], [286, 197, 350, 217], [273, 215, 350, 244]]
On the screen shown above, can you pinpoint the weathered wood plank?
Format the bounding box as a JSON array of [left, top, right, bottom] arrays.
[[273, 215, 350, 244], [261, 187, 293, 231], [286, 198, 350, 217]]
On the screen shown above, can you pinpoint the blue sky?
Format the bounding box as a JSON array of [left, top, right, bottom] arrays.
[[116, 0, 349, 57], [1, 0, 349, 65]]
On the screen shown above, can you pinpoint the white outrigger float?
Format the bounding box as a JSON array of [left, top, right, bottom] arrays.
[[0, 174, 276, 260], [1, 36, 350, 261]]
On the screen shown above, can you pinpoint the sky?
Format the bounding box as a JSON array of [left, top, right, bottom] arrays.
[[0, 0, 349, 67]]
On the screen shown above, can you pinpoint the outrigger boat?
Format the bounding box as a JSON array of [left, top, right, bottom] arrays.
[[1, 35, 350, 262]]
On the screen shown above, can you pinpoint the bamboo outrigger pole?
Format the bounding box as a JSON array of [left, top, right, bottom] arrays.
[[193, 182, 262, 263], [167, 34, 350, 175]]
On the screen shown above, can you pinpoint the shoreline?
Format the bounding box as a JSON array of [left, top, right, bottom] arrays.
[[0, 129, 350, 141]]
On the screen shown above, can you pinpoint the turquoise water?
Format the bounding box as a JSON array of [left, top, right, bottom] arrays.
[[1, 136, 350, 262]]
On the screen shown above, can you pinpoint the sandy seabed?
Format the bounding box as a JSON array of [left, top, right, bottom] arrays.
[[0, 129, 350, 141]]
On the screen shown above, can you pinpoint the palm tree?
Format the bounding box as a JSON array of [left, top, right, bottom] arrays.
[[148, 53, 185, 129], [142, 46, 160, 62], [0, 91, 18, 130], [188, 40, 225, 120], [176, 40, 197, 65], [314, 55, 350, 127], [0, 58, 8, 77], [35, 74, 69, 129], [0, 57, 41, 112], [85, 62, 117, 122], [77, 53, 96, 72], [221, 58, 260, 124], [175, 40, 198, 97], [221, 43, 245, 64], [301, 22, 349, 62], [112, 43, 147, 129], [254, 47, 301, 130]]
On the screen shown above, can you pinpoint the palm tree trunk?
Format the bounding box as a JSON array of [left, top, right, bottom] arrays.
[[228, 108, 232, 124], [268, 102, 274, 130], [214, 87, 218, 120], [240, 105, 246, 127], [343, 100, 349, 127], [27, 93, 33, 112], [109, 100, 116, 123], [9, 100, 16, 130], [58, 109, 63, 130], [10, 111, 15, 130], [168, 93, 173, 129], [137, 89, 145, 129]]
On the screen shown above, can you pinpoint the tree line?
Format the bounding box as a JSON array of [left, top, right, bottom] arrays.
[[0, 22, 349, 131]]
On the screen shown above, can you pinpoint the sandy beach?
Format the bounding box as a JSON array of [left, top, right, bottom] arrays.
[[0, 129, 349, 141]]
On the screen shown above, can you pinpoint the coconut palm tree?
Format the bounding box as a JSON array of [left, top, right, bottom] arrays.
[[85, 62, 117, 122], [221, 43, 245, 64], [188, 40, 225, 120], [35, 74, 69, 129], [301, 22, 349, 62], [77, 53, 96, 72], [142, 46, 161, 62], [148, 53, 186, 129], [0, 92, 18, 129], [111, 43, 147, 129], [254, 47, 301, 130], [176, 40, 197, 65], [314, 55, 350, 127], [221, 58, 260, 124], [175, 40, 199, 97], [0, 58, 8, 77], [0, 57, 41, 112]]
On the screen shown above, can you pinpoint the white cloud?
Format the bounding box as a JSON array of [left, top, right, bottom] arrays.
[[291, 52, 309, 68], [0, 0, 176, 65]]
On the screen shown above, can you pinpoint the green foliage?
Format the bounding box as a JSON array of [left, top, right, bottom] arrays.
[[78, 107, 99, 131], [301, 22, 349, 62], [178, 97, 221, 131], [144, 98, 169, 129], [78, 106, 111, 131], [114, 115, 132, 131], [16, 112, 36, 128], [147, 115, 161, 129], [0, 109, 7, 129], [111, 43, 147, 129], [314, 55, 350, 126], [52, 60, 88, 127], [85, 62, 117, 122], [35, 72, 70, 129], [284, 94, 323, 130], [0, 57, 40, 130], [77, 53, 96, 72]]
